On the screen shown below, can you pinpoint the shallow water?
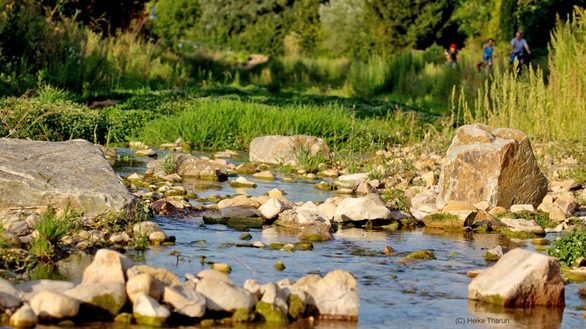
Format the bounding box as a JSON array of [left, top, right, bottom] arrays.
[[75, 151, 586, 328]]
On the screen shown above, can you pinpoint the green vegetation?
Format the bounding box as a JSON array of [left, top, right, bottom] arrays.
[[512, 210, 556, 229], [161, 152, 182, 175], [139, 97, 425, 152], [547, 230, 586, 267], [457, 8, 586, 145], [30, 206, 78, 261]]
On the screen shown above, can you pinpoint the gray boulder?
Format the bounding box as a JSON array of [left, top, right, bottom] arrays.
[[0, 138, 137, 223]]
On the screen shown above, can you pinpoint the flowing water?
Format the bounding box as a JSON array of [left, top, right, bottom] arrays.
[[50, 150, 586, 328]]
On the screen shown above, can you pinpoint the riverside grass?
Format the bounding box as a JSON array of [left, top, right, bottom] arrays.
[[139, 98, 424, 152]]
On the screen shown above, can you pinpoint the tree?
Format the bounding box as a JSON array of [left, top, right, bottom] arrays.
[[150, 0, 200, 45], [365, 0, 457, 53], [319, 0, 368, 56]]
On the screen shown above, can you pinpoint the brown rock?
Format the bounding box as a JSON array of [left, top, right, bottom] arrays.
[[438, 124, 548, 209], [468, 248, 564, 307]]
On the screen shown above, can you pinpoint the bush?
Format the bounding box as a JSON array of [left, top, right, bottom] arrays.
[[547, 230, 586, 267]]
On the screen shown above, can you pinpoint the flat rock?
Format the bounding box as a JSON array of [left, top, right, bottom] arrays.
[[217, 195, 261, 218], [16, 280, 75, 301], [0, 139, 137, 222], [468, 248, 564, 307], [437, 124, 548, 209], [249, 135, 330, 165], [500, 217, 545, 235]]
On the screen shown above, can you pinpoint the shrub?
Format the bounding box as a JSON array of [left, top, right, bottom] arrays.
[[547, 230, 586, 267]]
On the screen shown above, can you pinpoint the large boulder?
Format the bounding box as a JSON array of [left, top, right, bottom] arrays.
[[468, 248, 564, 307], [0, 138, 137, 223], [437, 124, 548, 209], [249, 135, 330, 165], [162, 285, 206, 318]]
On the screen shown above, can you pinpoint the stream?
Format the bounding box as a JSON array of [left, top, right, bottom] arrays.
[[55, 150, 586, 328]]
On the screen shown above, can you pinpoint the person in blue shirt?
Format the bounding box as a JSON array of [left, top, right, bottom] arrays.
[[476, 38, 495, 71], [510, 32, 531, 64]]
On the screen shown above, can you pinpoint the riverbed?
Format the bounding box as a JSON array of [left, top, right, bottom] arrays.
[[61, 150, 586, 328]]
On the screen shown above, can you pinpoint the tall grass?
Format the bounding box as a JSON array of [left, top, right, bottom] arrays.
[[455, 8, 586, 144], [139, 98, 424, 152]]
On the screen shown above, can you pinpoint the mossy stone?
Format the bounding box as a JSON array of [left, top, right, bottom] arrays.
[[484, 251, 500, 262], [269, 242, 284, 250], [294, 241, 314, 251], [255, 302, 288, 324], [405, 249, 436, 260], [134, 314, 167, 327], [239, 233, 252, 240], [274, 261, 286, 271], [114, 313, 133, 324], [231, 308, 255, 323], [287, 294, 306, 320]]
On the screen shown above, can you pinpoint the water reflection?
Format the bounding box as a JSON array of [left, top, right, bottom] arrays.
[[467, 301, 563, 329]]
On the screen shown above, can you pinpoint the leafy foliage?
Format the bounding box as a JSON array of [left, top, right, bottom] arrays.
[[547, 230, 586, 267]]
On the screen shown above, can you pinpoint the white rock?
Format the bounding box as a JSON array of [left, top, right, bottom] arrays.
[[10, 304, 37, 327], [133, 294, 170, 326], [196, 278, 256, 312], [126, 273, 164, 304], [64, 283, 126, 316], [334, 194, 391, 222], [259, 198, 287, 219], [82, 249, 133, 285], [510, 204, 535, 213], [163, 285, 206, 318], [296, 270, 359, 320], [30, 291, 80, 320]]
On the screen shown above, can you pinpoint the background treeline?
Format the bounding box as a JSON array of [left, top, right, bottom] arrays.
[[1, 0, 584, 97]]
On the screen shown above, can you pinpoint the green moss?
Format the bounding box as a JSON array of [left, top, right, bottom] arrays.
[[255, 301, 288, 324], [231, 308, 255, 323], [269, 242, 284, 250], [379, 222, 400, 231], [303, 234, 328, 242], [294, 241, 314, 251], [274, 261, 286, 271], [405, 249, 436, 260], [114, 313, 133, 324], [514, 210, 556, 228], [497, 228, 536, 239], [134, 314, 167, 327], [423, 213, 462, 231], [90, 293, 124, 316], [481, 294, 505, 306], [287, 294, 306, 320], [314, 182, 332, 190], [239, 233, 252, 240], [483, 251, 500, 262], [227, 218, 263, 230]]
